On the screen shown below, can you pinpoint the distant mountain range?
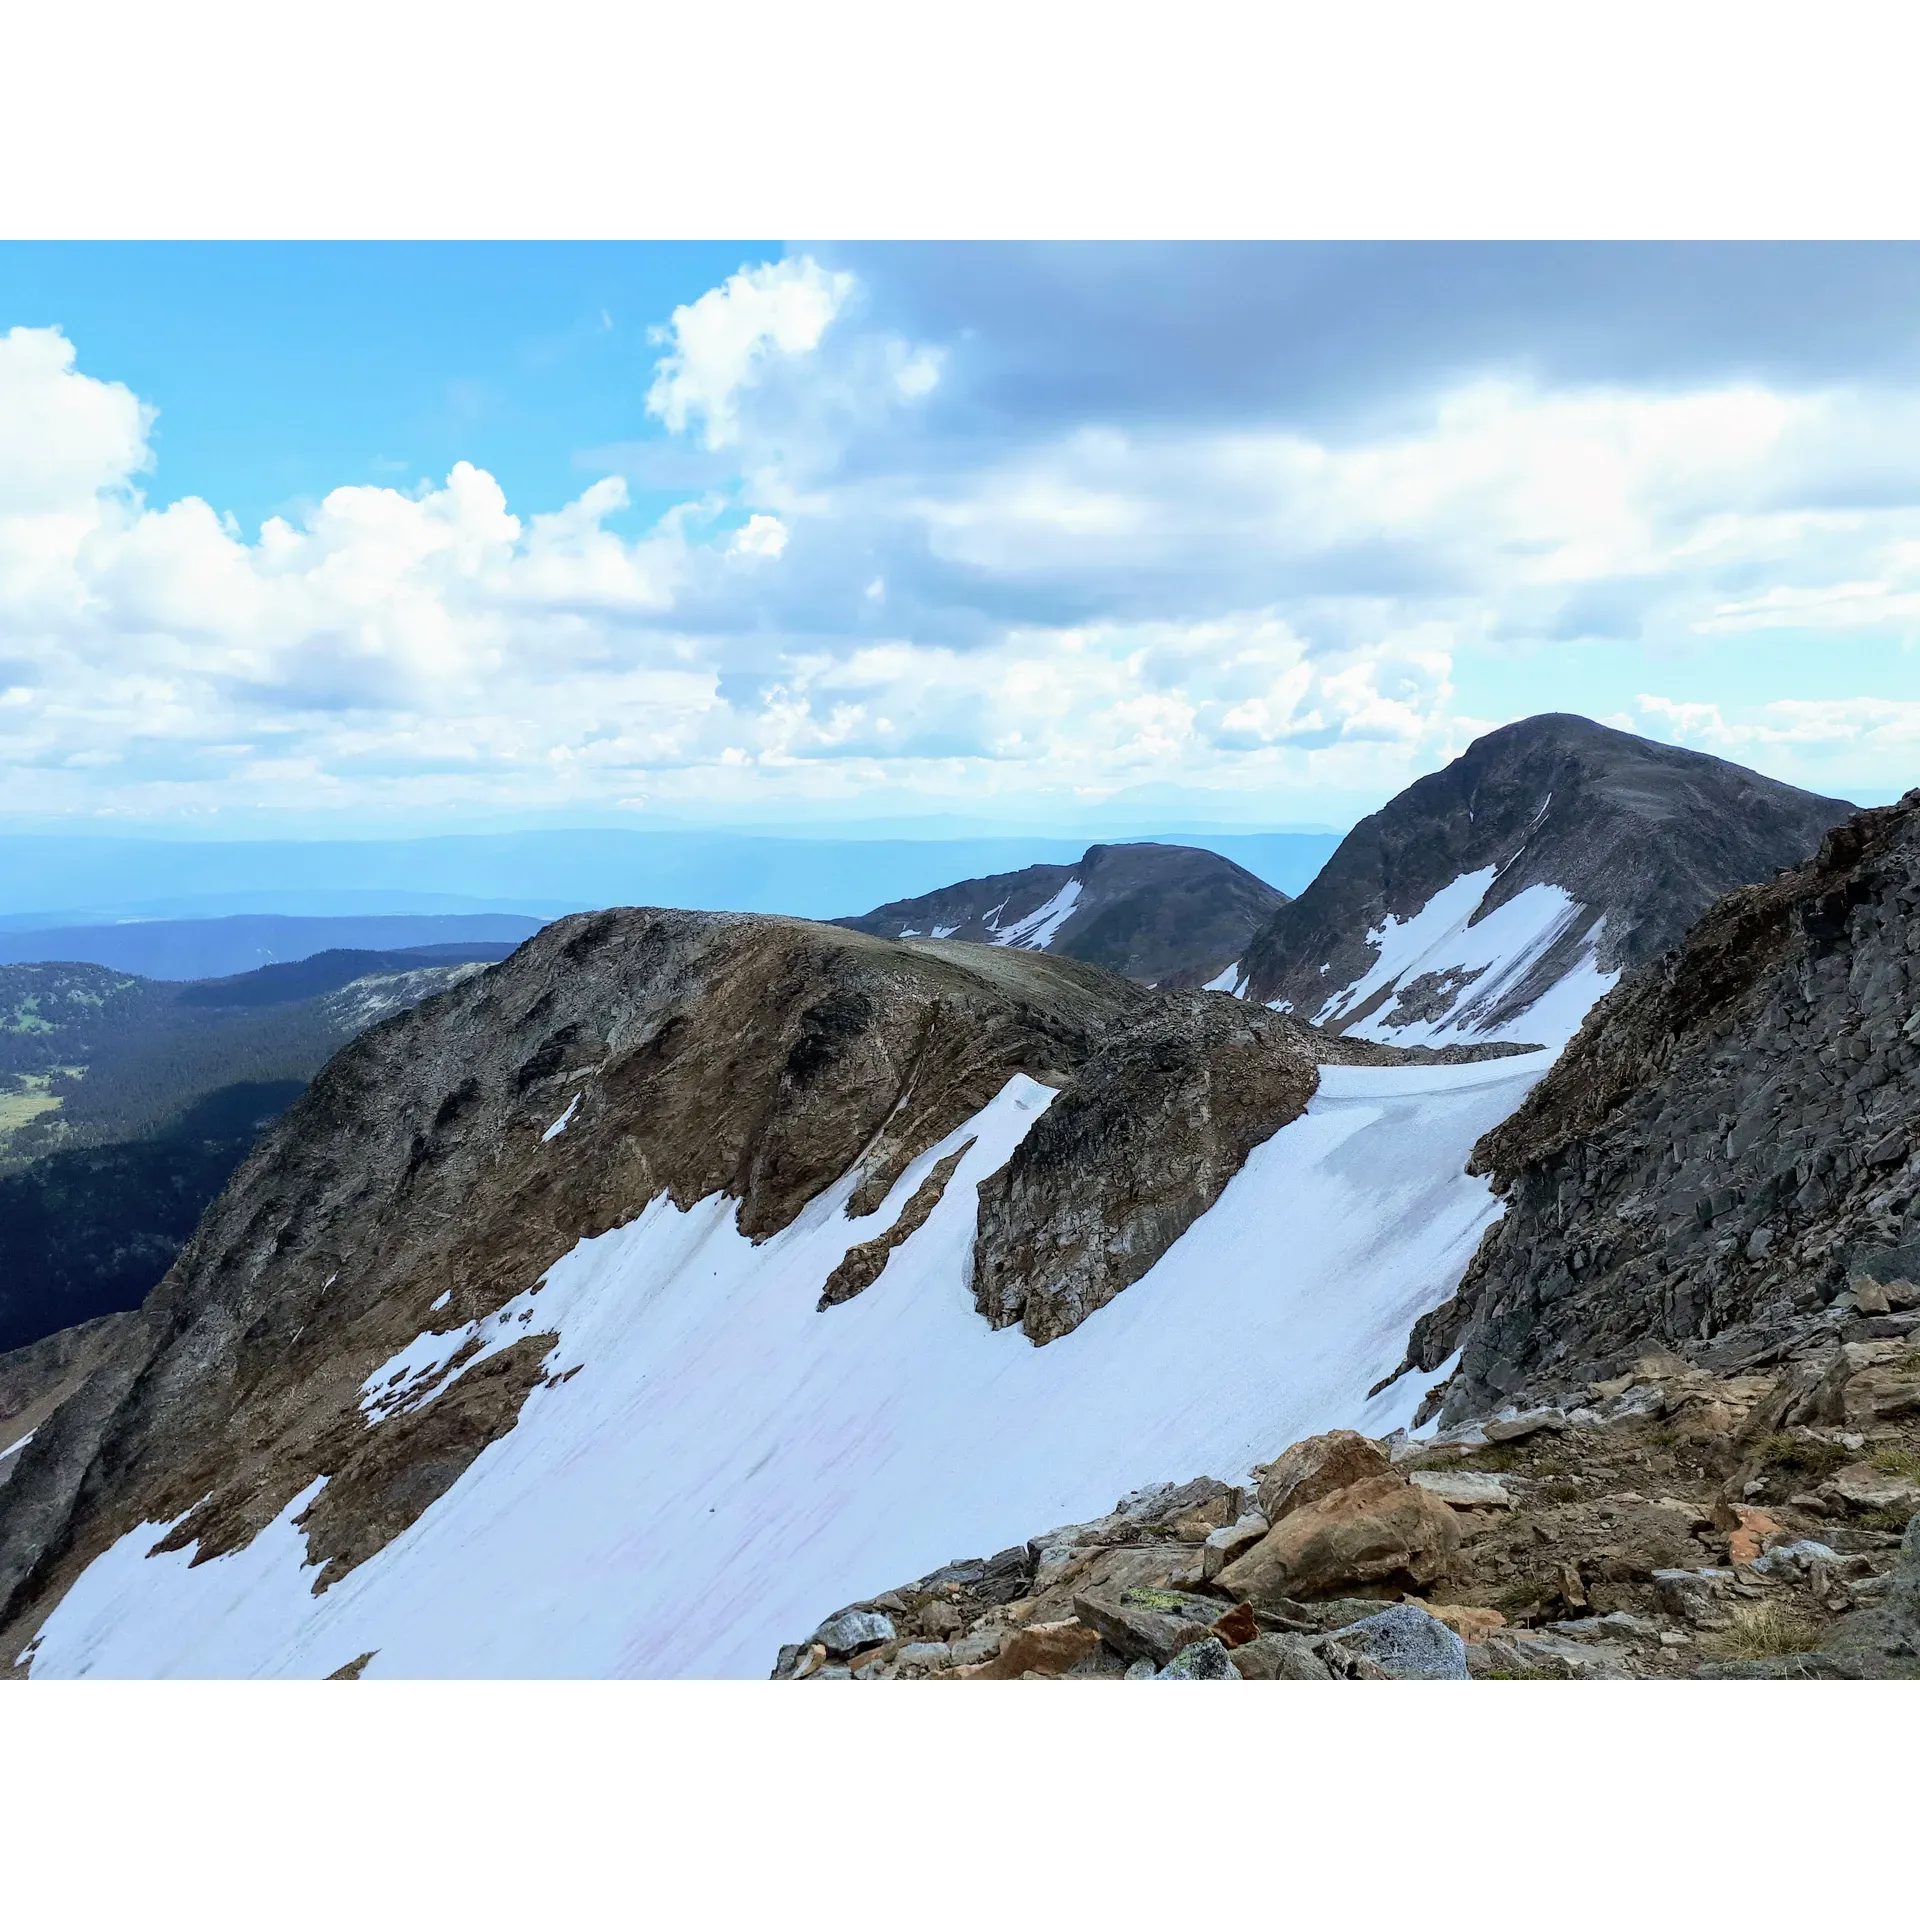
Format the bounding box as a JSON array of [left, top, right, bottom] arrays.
[[0, 917, 543, 981], [0, 828, 1341, 932], [0, 944, 514, 1355], [833, 842, 1286, 985]]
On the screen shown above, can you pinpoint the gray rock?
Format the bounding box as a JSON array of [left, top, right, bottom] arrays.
[[1202, 1509, 1270, 1580], [1155, 1637, 1241, 1680], [1123, 1658, 1158, 1681], [892, 1640, 953, 1673], [1323, 1603, 1469, 1679], [1482, 1408, 1568, 1443], [815, 1607, 895, 1654], [1073, 1586, 1215, 1665], [1408, 1469, 1515, 1510], [1230, 1632, 1334, 1680], [1651, 1567, 1737, 1625]]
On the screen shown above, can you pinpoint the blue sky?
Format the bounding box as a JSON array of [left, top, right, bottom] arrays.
[[1, 242, 1916, 836]]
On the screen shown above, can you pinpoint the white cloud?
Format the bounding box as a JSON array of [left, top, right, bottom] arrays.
[[0, 325, 151, 513], [726, 513, 788, 560], [645, 257, 854, 450], [6, 263, 1920, 829]]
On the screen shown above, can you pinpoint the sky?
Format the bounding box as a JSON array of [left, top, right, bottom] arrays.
[[1, 241, 1917, 838]]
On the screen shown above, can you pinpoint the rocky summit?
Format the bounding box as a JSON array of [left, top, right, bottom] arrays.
[[1229, 714, 1851, 1046], [834, 840, 1286, 987]]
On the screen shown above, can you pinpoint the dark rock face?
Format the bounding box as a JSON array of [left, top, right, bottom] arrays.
[[1238, 714, 1852, 1033], [1403, 792, 1920, 1421], [970, 995, 1319, 1344], [0, 911, 1148, 1663], [835, 841, 1286, 987]]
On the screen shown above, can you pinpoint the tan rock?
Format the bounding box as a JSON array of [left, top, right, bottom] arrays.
[[1412, 1600, 1506, 1643], [940, 1619, 1103, 1679], [1255, 1429, 1394, 1523], [1217, 1475, 1461, 1604], [1725, 1505, 1783, 1565]]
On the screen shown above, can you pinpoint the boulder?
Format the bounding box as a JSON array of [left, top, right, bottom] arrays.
[[815, 1606, 896, 1653], [1651, 1567, 1737, 1625], [1155, 1638, 1241, 1680], [1073, 1586, 1218, 1665], [1218, 1475, 1461, 1604], [1482, 1408, 1568, 1443], [938, 1620, 1101, 1680], [1820, 1514, 1920, 1675], [1202, 1510, 1270, 1580], [1819, 1465, 1920, 1517], [1230, 1633, 1335, 1680], [1255, 1429, 1393, 1522], [1323, 1603, 1470, 1679]]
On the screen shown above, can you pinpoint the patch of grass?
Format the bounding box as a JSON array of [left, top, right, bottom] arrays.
[[1708, 1601, 1824, 1662], [1849, 1507, 1914, 1532], [1756, 1431, 1851, 1479], [1867, 1446, 1920, 1481], [1493, 1576, 1555, 1619]]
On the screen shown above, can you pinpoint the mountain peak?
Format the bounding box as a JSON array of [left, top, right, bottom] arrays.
[[1234, 713, 1854, 1044]]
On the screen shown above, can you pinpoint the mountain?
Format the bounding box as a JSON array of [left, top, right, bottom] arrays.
[[834, 842, 1287, 985], [773, 791, 1920, 1685], [0, 910, 1529, 1677], [0, 916, 541, 981], [0, 949, 511, 1358], [1226, 714, 1854, 1046]]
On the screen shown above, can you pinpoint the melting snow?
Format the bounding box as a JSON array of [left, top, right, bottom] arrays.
[[1201, 963, 1245, 995], [541, 1094, 581, 1143], [27, 1052, 1547, 1679], [990, 879, 1082, 951], [0, 1429, 35, 1463], [1317, 870, 1617, 1048]]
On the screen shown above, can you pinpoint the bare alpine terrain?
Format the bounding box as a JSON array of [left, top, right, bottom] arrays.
[[786, 791, 1920, 1681], [0, 721, 1906, 1683]]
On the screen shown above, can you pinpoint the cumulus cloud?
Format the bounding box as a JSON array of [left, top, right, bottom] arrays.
[[4, 248, 1920, 827], [645, 257, 855, 449]]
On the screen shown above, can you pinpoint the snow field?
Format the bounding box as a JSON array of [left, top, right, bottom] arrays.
[[26, 1053, 1548, 1679]]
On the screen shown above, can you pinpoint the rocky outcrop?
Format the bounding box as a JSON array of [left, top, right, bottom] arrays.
[[0, 911, 1150, 1667], [971, 996, 1318, 1343], [835, 841, 1287, 987], [1236, 713, 1851, 1036], [1400, 791, 1920, 1422], [787, 1343, 1920, 1679]]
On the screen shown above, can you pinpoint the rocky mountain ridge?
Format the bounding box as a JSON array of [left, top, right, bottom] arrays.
[[0, 907, 1522, 1676], [835, 841, 1286, 986]]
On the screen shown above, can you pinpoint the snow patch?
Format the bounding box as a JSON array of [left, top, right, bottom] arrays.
[[0, 1428, 36, 1463], [28, 1053, 1548, 1679], [1318, 869, 1617, 1048], [991, 879, 1083, 951], [1201, 963, 1244, 995], [541, 1094, 581, 1143]]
